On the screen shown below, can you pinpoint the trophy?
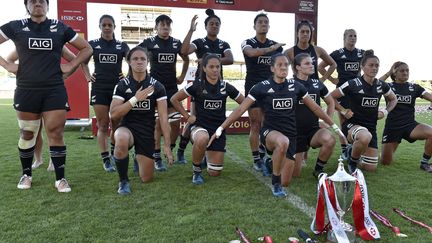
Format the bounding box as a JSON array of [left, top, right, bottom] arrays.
[[327, 157, 357, 243]]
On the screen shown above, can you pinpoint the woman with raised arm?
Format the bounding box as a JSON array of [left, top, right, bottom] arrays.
[[209, 54, 341, 197]]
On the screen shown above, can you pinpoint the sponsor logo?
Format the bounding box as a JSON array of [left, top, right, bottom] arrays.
[[158, 53, 175, 63], [204, 100, 222, 110], [396, 94, 412, 104], [173, 42, 178, 49], [258, 56, 271, 65], [272, 98, 293, 109], [341, 55, 346, 59], [61, 15, 85, 21], [215, 0, 234, 4], [94, 45, 101, 49], [361, 97, 378, 107], [267, 88, 275, 93], [116, 44, 122, 50], [288, 84, 295, 91], [91, 95, 96, 103], [358, 89, 365, 94], [187, 0, 207, 3], [153, 44, 159, 49], [99, 54, 117, 64], [125, 88, 132, 93], [22, 27, 30, 32], [299, 94, 316, 104], [344, 62, 359, 71], [132, 100, 150, 110], [28, 38, 52, 50]]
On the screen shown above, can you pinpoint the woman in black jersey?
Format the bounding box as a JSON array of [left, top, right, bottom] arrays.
[[379, 61, 432, 172], [0, 0, 92, 193], [138, 14, 189, 171], [292, 53, 336, 178], [331, 50, 397, 173], [83, 15, 129, 173], [171, 54, 243, 185], [319, 29, 364, 156], [284, 20, 336, 82], [110, 46, 173, 195], [209, 54, 341, 197], [241, 13, 284, 174], [177, 9, 234, 165]]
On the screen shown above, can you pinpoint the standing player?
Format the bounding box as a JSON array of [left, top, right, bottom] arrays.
[[110, 46, 174, 195], [331, 50, 397, 173], [209, 54, 341, 197], [178, 9, 234, 164], [292, 53, 336, 178], [83, 15, 129, 172], [319, 29, 364, 156], [241, 13, 284, 173], [0, 0, 92, 192], [171, 54, 243, 185], [285, 20, 336, 81], [379, 61, 432, 172], [138, 14, 189, 171]]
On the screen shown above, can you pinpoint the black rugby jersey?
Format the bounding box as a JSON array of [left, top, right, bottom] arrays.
[[0, 18, 77, 89], [89, 38, 129, 91], [138, 36, 182, 91], [191, 37, 231, 79], [293, 45, 319, 80], [385, 82, 426, 129], [248, 78, 308, 137], [113, 75, 167, 134], [241, 37, 283, 85], [339, 77, 391, 129], [295, 77, 329, 130], [330, 48, 364, 86], [183, 79, 240, 132]]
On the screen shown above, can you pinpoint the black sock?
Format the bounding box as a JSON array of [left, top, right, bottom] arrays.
[[421, 153, 431, 164], [153, 149, 161, 161], [315, 158, 326, 171], [170, 143, 176, 151], [50, 146, 66, 181], [178, 135, 189, 151], [19, 146, 34, 177], [114, 155, 129, 182], [341, 144, 347, 154], [252, 151, 260, 163], [349, 156, 360, 167], [101, 151, 110, 162], [110, 143, 115, 156], [259, 144, 266, 159], [271, 174, 281, 185]]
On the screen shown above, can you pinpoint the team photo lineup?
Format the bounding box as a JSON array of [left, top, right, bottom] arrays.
[[0, 1, 431, 241]]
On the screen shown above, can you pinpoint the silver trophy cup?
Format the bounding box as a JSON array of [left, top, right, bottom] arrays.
[[327, 158, 357, 243]]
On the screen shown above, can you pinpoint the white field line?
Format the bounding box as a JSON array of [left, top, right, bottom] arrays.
[[226, 149, 316, 219]]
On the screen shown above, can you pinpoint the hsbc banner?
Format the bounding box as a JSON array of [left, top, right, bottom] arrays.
[[58, 1, 89, 119], [86, 0, 317, 14]]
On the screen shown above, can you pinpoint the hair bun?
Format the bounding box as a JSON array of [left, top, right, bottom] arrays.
[[364, 49, 374, 56], [205, 9, 215, 16]]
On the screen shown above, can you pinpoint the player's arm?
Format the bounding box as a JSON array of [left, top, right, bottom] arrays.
[[177, 54, 189, 84], [221, 49, 234, 65], [62, 35, 92, 75], [331, 87, 353, 119], [316, 46, 336, 82], [378, 89, 397, 119], [243, 43, 285, 58], [318, 60, 338, 84], [170, 89, 195, 124], [157, 98, 174, 165], [180, 15, 198, 56]]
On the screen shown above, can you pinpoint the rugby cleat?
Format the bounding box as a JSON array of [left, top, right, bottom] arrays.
[[154, 159, 167, 171], [17, 174, 32, 189], [420, 163, 432, 173], [192, 173, 204, 185], [117, 180, 131, 195], [103, 159, 116, 172], [272, 183, 287, 197], [176, 150, 187, 164], [31, 160, 43, 169], [253, 159, 264, 172], [55, 178, 71, 193]]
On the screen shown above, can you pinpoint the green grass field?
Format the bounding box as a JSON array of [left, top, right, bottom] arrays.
[[0, 98, 431, 242]]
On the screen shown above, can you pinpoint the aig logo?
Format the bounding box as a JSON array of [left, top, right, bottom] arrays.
[[204, 100, 222, 110], [158, 53, 175, 63], [396, 95, 412, 104], [132, 100, 150, 110], [344, 62, 359, 71], [361, 97, 378, 107], [28, 38, 52, 50], [258, 56, 271, 65], [273, 98, 293, 109], [99, 54, 117, 64], [299, 94, 316, 104]]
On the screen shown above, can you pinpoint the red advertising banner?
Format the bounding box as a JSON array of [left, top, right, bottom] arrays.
[[58, 0, 89, 119]]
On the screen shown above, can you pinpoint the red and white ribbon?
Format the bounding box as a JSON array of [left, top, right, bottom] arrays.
[[370, 210, 407, 237], [393, 208, 432, 233]]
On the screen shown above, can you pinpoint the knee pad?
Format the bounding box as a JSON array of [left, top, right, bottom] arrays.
[[351, 126, 368, 141], [18, 119, 41, 149], [361, 155, 378, 165], [168, 111, 182, 122], [191, 127, 208, 142], [207, 161, 223, 172]]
